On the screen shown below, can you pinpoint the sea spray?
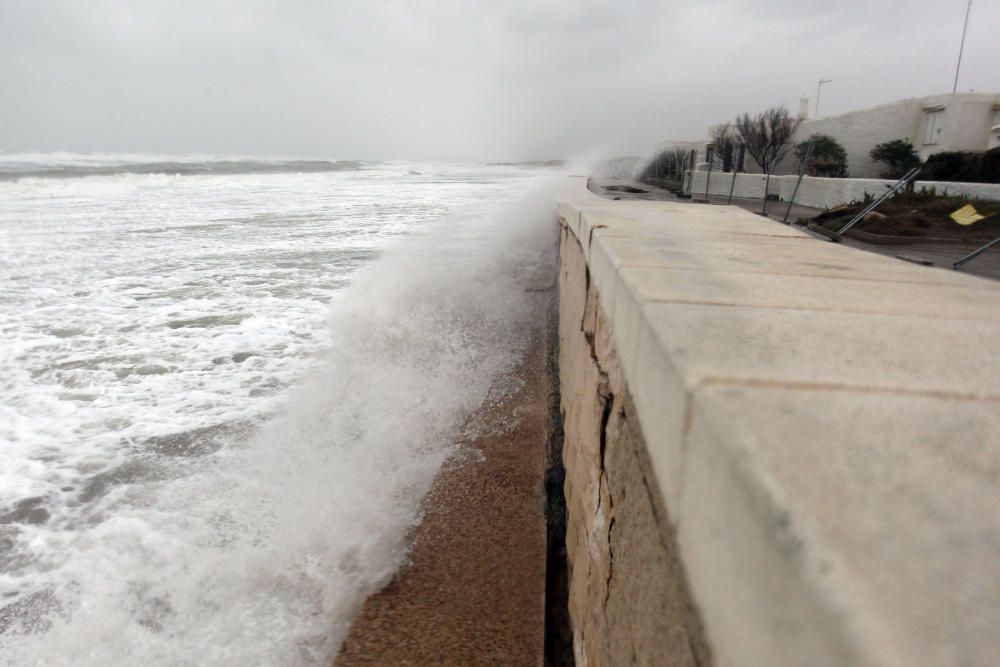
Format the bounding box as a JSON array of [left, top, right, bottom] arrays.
[[0, 160, 561, 665]]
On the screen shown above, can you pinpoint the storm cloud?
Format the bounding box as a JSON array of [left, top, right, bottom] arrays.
[[1, 0, 996, 161]]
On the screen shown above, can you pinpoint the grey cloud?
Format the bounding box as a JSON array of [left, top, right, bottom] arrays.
[[0, 0, 996, 161]]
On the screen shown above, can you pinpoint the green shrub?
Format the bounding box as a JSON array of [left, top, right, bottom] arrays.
[[980, 147, 1000, 183], [794, 134, 848, 177], [869, 139, 920, 178], [921, 151, 981, 182]]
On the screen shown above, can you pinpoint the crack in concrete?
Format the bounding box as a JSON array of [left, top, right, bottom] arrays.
[[596, 372, 615, 611], [561, 220, 714, 667]]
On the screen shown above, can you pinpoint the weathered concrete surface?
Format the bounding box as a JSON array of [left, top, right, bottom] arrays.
[[557, 175, 1000, 667], [335, 296, 554, 666], [559, 221, 712, 667]]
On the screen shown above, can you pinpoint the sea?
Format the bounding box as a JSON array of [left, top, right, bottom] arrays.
[[0, 153, 561, 665]]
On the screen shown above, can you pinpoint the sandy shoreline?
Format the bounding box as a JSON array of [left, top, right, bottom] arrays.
[[334, 290, 556, 665]]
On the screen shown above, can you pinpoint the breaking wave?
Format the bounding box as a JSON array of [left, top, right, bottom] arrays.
[[0, 159, 560, 665]]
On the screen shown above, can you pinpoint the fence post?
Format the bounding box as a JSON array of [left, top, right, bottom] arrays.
[[704, 144, 714, 202], [783, 141, 815, 223], [954, 237, 1000, 270], [728, 144, 744, 205], [683, 149, 697, 196], [762, 168, 772, 217]]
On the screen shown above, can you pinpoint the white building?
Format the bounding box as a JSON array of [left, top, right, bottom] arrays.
[[707, 92, 1000, 178], [793, 92, 1000, 177]]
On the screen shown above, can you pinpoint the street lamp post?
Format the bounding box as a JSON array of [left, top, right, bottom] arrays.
[[953, 0, 973, 94], [816, 79, 833, 118]]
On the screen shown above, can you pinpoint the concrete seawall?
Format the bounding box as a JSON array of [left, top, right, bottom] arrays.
[[556, 176, 1000, 666]]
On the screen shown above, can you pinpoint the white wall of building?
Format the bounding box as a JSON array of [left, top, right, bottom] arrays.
[[703, 93, 1000, 179], [787, 99, 924, 177], [919, 93, 999, 156], [991, 107, 1000, 151]]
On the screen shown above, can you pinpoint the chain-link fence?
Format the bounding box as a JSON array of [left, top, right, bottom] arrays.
[[683, 140, 1000, 220], [634, 148, 690, 193], [683, 140, 915, 220], [670, 141, 1000, 276]]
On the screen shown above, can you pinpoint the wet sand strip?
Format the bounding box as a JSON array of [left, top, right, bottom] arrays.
[[335, 295, 555, 666]]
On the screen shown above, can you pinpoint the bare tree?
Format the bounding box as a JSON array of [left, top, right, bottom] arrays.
[[734, 107, 802, 174], [710, 123, 739, 173], [669, 148, 689, 179]]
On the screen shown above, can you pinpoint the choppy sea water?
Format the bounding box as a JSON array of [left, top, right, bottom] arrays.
[[0, 154, 559, 665]]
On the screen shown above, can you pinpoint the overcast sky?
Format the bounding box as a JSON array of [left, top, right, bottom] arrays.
[[1, 0, 997, 162]]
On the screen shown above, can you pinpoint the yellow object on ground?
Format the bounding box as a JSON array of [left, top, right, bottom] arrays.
[[951, 204, 987, 226]]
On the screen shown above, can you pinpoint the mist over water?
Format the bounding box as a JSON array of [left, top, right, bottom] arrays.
[[0, 156, 560, 665]]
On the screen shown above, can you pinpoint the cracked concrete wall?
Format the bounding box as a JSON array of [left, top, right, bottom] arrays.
[[558, 222, 713, 667]]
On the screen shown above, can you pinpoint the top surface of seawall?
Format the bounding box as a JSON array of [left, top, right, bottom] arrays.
[[556, 176, 1000, 667]]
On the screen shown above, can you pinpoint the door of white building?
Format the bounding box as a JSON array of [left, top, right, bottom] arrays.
[[923, 111, 942, 145]]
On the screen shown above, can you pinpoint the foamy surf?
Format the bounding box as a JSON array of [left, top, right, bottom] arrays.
[[0, 157, 560, 665]]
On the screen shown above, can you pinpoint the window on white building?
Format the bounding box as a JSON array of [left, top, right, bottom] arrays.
[[922, 111, 942, 145]]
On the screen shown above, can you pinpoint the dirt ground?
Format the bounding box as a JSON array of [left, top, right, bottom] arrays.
[[805, 191, 1000, 243]]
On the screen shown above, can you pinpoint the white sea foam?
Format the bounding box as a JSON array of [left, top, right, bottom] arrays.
[[0, 158, 560, 665]]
